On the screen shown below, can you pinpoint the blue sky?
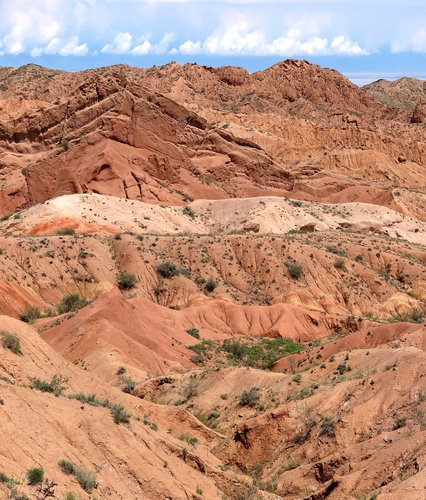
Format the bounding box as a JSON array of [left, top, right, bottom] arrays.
[[0, 0, 425, 85]]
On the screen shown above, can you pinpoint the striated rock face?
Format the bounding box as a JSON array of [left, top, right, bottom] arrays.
[[411, 104, 426, 123], [0, 61, 424, 500]]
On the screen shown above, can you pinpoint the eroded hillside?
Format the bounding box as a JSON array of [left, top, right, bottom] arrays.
[[0, 61, 424, 500]]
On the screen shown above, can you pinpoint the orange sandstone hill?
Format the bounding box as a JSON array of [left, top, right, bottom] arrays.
[[0, 60, 424, 500]]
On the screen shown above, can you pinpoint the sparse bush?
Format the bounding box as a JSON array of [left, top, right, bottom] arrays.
[[58, 294, 89, 314], [320, 415, 336, 437], [240, 387, 260, 407], [57, 227, 75, 235], [294, 406, 317, 443], [64, 493, 79, 500], [27, 467, 44, 485], [181, 377, 199, 401], [110, 403, 131, 424], [157, 261, 180, 278], [1, 331, 23, 356], [21, 305, 41, 323], [28, 374, 68, 396], [222, 341, 248, 360], [68, 393, 104, 406], [334, 258, 345, 269], [120, 375, 136, 394], [204, 277, 217, 292], [355, 254, 364, 262], [285, 261, 303, 279], [326, 245, 348, 257], [178, 433, 198, 446], [117, 272, 137, 290], [185, 328, 200, 339], [393, 416, 407, 429], [116, 366, 126, 375], [58, 460, 96, 493], [183, 206, 196, 219]]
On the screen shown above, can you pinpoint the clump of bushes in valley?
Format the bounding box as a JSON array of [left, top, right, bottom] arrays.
[[117, 272, 137, 290], [58, 294, 89, 314]]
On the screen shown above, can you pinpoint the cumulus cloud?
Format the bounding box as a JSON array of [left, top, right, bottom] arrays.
[[100, 32, 174, 55], [101, 32, 133, 54], [184, 21, 369, 56], [31, 36, 88, 57], [177, 40, 202, 54]]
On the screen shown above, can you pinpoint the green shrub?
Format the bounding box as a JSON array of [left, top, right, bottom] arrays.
[[57, 227, 75, 235], [1, 331, 23, 356], [58, 294, 89, 314], [110, 403, 131, 424], [240, 387, 260, 407], [326, 245, 348, 257], [28, 374, 68, 396], [393, 416, 407, 429], [21, 305, 41, 323], [222, 341, 248, 360], [26, 467, 44, 485], [117, 272, 137, 290], [294, 407, 317, 444], [183, 206, 196, 219], [178, 433, 198, 446], [68, 393, 104, 406], [285, 261, 303, 279], [204, 277, 217, 292], [185, 328, 200, 339], [58, 460, 96, 493], [334, 258, 345, 269], [120, 376, 136, 394], [320, 415, 336, 437], [116, 366, 126, 375], [157, 261, 180, 278], [64, 493, 79, 500]]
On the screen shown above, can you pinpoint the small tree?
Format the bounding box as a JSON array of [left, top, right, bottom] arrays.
[[117, 272, 137, 290]]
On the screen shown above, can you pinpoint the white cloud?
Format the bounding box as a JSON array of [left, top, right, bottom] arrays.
[[330, 35, 368, 55], [101, 32, 133, 54], [391, 29, 426, 53], [131, 40, 153, 55], [102, 31, 174, 55], [31, 36, 88, 57], [59, 37, 89, 56], [178, 40, 202, 54], [182, 20, 369, 56]]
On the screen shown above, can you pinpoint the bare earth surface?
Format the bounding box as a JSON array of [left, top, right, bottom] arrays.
[[0, 61, 424, 500]]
